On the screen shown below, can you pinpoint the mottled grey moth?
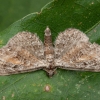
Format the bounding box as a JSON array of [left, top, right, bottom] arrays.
[[0, 27, 100, 77]]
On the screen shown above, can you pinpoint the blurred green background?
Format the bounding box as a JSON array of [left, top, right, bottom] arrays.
[[0, 0, 52, 32]]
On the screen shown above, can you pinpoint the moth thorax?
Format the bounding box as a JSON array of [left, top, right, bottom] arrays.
[[45, 54, 54, 63]]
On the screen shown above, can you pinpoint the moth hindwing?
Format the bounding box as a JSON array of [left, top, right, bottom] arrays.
[[0, 27, 100, 77]]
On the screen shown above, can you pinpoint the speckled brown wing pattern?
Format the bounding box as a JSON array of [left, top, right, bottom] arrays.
[[1, 28, 100, 76], [0, 32, 47, 75], [54, 29, 100, 72]]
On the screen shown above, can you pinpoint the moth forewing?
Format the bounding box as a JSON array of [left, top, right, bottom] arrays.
[[0, 27, 100, 77]]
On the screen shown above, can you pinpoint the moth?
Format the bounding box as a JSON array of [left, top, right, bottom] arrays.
[[0, 27, 100, 77]]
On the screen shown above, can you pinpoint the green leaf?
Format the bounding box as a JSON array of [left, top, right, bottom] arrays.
[[0, 0, 51, 31], [0, 0, 100, 100]]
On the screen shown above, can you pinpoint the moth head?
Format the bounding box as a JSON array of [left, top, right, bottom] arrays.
[[44, 67, 57, 78], [47, 70, 55, 77]]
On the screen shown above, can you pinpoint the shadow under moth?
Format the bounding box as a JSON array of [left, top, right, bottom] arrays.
[[0, 27, 100, 77]]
